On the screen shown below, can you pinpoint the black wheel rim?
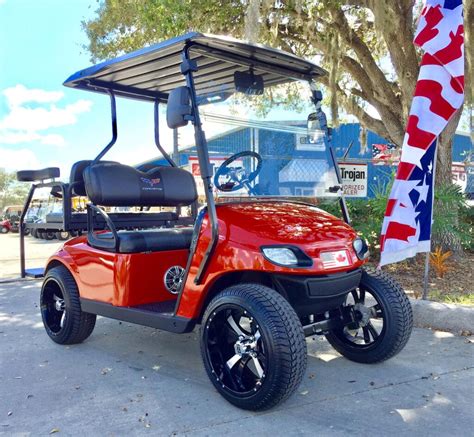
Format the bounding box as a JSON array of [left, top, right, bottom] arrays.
[[41, 279, 66, 334], [204, 305, 268, 396], [336, 286, 385, 348]]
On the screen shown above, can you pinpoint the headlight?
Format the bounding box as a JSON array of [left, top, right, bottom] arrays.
[[261, 246, 312, 267], [353, 237, 370, 260]]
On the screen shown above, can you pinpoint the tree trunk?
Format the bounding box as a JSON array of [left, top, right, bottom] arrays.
[[435, 108, 463, 186]]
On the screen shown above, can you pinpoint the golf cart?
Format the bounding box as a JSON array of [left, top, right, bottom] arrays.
[[22, 33, 412, 411], [1, 206, 28, 234]]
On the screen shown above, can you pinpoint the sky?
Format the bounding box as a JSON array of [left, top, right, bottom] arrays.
[[0, 0, 171, 175]]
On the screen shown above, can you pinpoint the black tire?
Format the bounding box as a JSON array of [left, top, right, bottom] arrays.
[[40, 265, 96, 344], [200, 283, 307, 411], [44, 230, 56, 240], [31, 229, 38, 238], [325, 268, 412, 364], [0, 226, 8, 234], [56, 231, 69, 240], [37, 230, 46, 239]]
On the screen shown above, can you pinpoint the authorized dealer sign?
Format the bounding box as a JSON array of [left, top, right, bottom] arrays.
[[339, 162, 368, 197]]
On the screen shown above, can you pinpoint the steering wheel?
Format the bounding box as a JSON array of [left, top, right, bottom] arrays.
[[214, 151, 263, 194]]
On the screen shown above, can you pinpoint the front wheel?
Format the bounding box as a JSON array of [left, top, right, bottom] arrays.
[[200, 284, 307, 411], [1, 226, 9, 234], [325, 268, 413, 363]]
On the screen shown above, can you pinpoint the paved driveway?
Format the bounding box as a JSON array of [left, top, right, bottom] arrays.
[[0, 233, 62, 279], [0, 280, 472, 436]]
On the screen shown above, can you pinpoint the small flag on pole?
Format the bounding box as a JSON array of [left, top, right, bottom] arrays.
[[379, 0, 465, 266]]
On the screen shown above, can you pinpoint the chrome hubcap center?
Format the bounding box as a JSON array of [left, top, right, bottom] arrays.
[[54, 298, 65, 312], [234, 335, 257, 357], [354, 303, 371, 326]]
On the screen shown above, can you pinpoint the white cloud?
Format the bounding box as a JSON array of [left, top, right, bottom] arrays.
[[0, 147, 41, 171], [0, 99, 92, 131], [0, 84, 92, 147], [3, 84, 63, 108]]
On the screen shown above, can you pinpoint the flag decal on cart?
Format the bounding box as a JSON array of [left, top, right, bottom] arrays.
[[320, 251, 350, 269]]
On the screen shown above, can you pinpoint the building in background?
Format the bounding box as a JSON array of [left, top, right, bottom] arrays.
[[138, 123, 473, 199]]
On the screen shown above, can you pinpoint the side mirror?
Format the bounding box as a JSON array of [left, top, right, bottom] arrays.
[[167, 86, 193, 129], [307, 109, 328, 142]]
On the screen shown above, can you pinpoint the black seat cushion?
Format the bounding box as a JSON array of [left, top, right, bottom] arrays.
[[17, 167, 60, 182], [94, 227, 194, 253], [70, 160, 117, 196], [84, 162, 197, 207]]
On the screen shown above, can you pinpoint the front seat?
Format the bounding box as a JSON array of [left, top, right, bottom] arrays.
[[83, 162, 198, 253]]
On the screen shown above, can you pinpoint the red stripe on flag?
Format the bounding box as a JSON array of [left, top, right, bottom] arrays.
[[415, 80, 456, 120], [414, 6, 443, 47], [420, 25, 464, 67], [385, 222, 417, 242], [451, 75, 464, 93], [432, 25, 464, 65], [385, 199, 397, 217], [396, 162, 416, 180], [405, 115, 437, 150]]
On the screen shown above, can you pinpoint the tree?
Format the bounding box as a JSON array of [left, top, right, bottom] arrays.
[[83, 0, 472, 185], [0, 168, 29, 211]]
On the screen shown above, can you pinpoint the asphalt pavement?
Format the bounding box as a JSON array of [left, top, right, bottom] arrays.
[[0, 280, 473, 436], [0, 233, 62, 280]]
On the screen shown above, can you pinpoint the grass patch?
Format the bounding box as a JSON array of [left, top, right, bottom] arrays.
[[429, 291, 474, 306]]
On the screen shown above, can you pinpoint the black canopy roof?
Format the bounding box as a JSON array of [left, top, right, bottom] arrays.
[[63, 32, 327, 102]]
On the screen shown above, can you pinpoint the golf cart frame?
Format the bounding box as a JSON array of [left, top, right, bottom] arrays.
[[24, 33, 412, 411]]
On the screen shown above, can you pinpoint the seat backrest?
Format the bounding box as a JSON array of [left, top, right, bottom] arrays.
[[70, 160, 117, 196], [83, 162, 198, 207]]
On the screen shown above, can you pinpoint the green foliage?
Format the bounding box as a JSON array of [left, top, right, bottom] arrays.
[[0, 168, 29, 212], [320, 179, 473, 258], [432, 183, 474, 252], [83, 0, 246, 62], [429, 290, 474, 306]]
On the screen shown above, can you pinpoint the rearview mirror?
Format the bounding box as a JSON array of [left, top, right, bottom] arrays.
[[234, 70, 264, 95], [167, 86, 193, 129]]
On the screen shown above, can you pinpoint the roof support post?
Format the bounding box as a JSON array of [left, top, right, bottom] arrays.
[[93, 90, 118, 163], [181, 47, 219, 285], [153, 101, 178, 167]]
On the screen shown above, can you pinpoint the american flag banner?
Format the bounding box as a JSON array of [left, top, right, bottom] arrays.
[[379, 0, 464, 266]]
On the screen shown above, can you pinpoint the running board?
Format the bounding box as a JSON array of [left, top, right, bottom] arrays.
[[25, 268, 45, 278], [80, 298, 196, 334]]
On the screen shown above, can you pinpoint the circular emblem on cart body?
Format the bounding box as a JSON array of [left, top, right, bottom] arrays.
[[164, 265, 185, 294]]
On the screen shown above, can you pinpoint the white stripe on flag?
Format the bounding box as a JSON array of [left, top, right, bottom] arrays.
[[410, 96, 450, 131], [418, 64, 464, 107], [380, 240, 431, 266]]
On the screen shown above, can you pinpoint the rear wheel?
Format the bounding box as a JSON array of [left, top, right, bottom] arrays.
[[41, 265, 96, 344], [44, 230, 56, 240], [0, 226, 8, 234], [325, 268, 412, 363], [200, 284, 307, 411]]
